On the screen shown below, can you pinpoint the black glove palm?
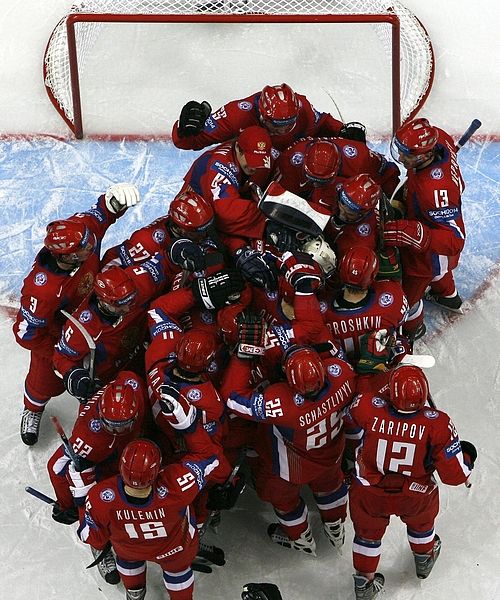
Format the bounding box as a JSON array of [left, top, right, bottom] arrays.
[[63, 366, 97, 401], [168, 238, 206, 272], [235, 246, 278, 291]]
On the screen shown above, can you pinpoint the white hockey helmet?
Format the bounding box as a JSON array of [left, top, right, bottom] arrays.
[[301, 236, 337, 277]]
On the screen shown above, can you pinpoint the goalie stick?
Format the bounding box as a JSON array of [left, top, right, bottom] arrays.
[[400, 354, 435, 369]]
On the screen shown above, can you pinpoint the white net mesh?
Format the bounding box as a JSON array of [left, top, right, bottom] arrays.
[[44, 0, 433, 134]]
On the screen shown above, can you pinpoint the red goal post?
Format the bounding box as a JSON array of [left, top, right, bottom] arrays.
[[44, 0, 434, 139]]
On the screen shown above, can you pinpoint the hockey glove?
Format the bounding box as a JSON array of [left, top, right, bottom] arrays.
[[236, 311, 267, 360], [159, 383, 196, 431], [168, 238, 206, 272], [67, 462, 96, 506], [242, 583, 283, 600], [51, 503, 79, 526], [192, 269, 245, 310], [339, 121, 367, 143], [279, 251, 323, 293], [264, 220, 299, 253], [104, 183, 140, 214], [178, 100, 212, 138], [63, 366, 98, 400], [356, 329, 392, 374], [460, 440, 477, 469], [235, 246, 278, 291], [384, 219, 431, 252], [206, 473, 246, 511], [377, 246, 402, 281]]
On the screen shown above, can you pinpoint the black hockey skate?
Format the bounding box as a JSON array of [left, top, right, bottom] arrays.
[[353, 573, 385, 600], [91, 545, 120, 584], [414, 534, 442, 579], [424, 290, 463, 313]]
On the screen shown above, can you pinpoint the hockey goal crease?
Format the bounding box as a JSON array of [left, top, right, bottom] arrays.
[[44, 0, 434, 138]]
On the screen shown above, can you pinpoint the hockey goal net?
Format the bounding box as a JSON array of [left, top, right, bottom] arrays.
[[44, 0, 434, 138]]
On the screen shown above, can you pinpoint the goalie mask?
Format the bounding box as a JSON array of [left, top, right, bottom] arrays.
[[120, 439, 161, 489], [391, 118, 438, 168], [99, 379, 139, 435], [301, 236, 337, 277], [283, 346, 325, 397], [389, 365, 429, 412], [259, 83, 299, 133]]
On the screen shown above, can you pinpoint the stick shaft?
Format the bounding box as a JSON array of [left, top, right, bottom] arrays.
[[25, 486, 56, 505]]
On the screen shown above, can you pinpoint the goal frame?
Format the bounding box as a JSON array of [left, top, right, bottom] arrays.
[[45, 12, 433, 139]]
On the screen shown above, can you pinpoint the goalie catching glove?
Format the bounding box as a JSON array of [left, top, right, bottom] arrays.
[[178, 100, 212, 138], [279, 251, 323, 293], [192, 268, 245, 310], [384, 219, 431, 252], [236, 311, 267, 360], [235, 246, 278, 291], [104, 183, 140, 214], [159, 383, 196, 431]]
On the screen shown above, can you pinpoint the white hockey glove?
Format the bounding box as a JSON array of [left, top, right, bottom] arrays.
[[159, 383, 197, 431], [105, 183, 140, 214], [67, 461, 96, 505]]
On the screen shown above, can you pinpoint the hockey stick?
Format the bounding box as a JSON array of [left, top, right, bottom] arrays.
[[61, 309, 96, 381], [50, 415, 85, 472], [25, 485, 56, 505]]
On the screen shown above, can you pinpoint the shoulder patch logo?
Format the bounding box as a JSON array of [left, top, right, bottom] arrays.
[[343, 145, 358, 158], [79, 309, 92, 323], [89, 418, 102, 433], [293, 393, 305, 406], [200, 311, 214, 324], [238, 101, 253, 111], [34, 272, 47, 286], [357, 223, 371, 237], [372, 397, 386, 408], [100, 488, 115, 502], [124, 378, 139, 390], [379, 293, 394, 307], [291, 152, 304, 166], [430, 168, 444, 180], [328, 364, 342, 377], [157, 485, 168, 498], [424, 410, 439, 419], [153, 228, 165, 244], [187, 388, 202, 402]]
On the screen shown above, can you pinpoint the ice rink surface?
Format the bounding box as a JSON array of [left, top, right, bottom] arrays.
[[0, 3, 499, 600]]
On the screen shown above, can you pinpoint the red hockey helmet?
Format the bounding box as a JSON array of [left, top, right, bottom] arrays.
[[284, 346, 325, 397], [94, 266, 138, 315], [99, 378, 140, 435], [339, 246, 379, 290], [338, 174, 381, 220], [391, 118, 438, 167], [176, 329, 217, 373], [169, 191, 214, 239], [44, 219, 95, 262], [389, 365, 429, 412], [259, 83, 299, 131], [217, 304, 245, 346], [304, 140, 340, 185], [120, 439, 161, 489]]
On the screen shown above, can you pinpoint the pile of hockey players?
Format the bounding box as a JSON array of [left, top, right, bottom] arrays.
[[15, 84, 477, 600]]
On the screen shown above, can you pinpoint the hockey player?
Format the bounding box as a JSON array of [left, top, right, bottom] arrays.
[[14, 183, 140, 445], [221, 340, 356, 556], [384, 118, 467, 339], [172, 83, 366, 153], [47, 371, 146, 526], [77, 392, 225, 600], [344, 365, 476, 599], [275, 137, 400, 206], [180, 125, 280, 240], [54, 258, 169, 403], [322, 246, 408, 368]]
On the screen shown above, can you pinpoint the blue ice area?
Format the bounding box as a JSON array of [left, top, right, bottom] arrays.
[[0, 137, 498, 332]]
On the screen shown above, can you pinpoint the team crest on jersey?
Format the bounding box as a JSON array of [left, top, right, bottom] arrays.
[[187, 388, 202, 402], [424, 410, 439, 419], [228, 162, 239, 174], [153, 228, 165, 244], [238, 101, 253, 111], [293, 393, 305, 406], [372, 397, 386, 408], [208, 360, 218, 373], [79, 309, 92, 323], [343, 145, 358, 158], [319, 300, 328, 313], [157, 485, 168, 498], [328, 364, 342, 377], [200, 311, 214, 324], [77, 272, 94, 297], [379, 293, 394, 307], [124, 378, 139, 390], [430, 168, 444, 180], [291, 152, 304, 166], [271, 148, 281, 160], [357, 223, 371, 237], [100, 488, 115, 502], [34, 272, 47, 286], [89, 418, 102, 433]]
